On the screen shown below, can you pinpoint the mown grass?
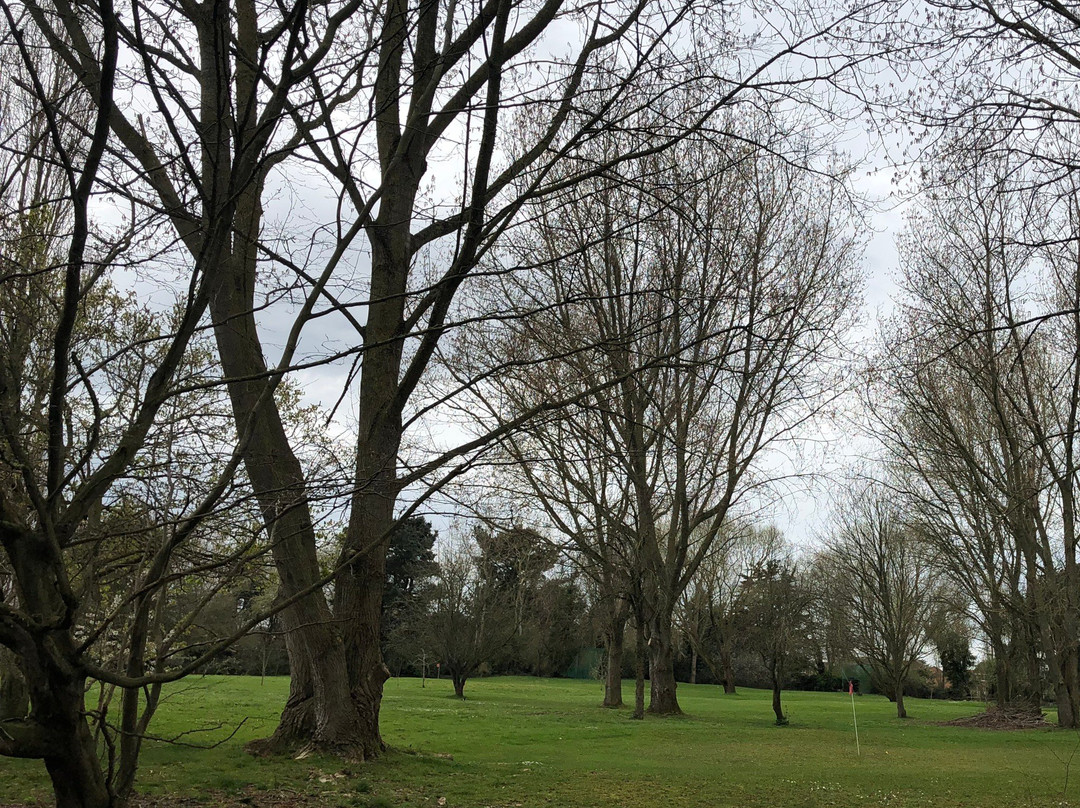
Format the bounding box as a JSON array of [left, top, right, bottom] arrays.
[[3, 676, 1080, 807]]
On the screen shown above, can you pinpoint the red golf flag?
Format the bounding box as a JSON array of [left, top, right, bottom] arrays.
[[848, 680, 854, 695]]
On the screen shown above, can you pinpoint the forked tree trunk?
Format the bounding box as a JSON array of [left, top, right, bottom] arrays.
[[646, 613, 681, 715]]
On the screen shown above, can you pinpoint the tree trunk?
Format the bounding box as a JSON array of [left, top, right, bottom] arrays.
[[690, 650, 697, 685], [0, 647, 28, 720], [1056, 646, 1080, 728], [990, 633, 1009, 709], [633, 615, 646, 720], [2, 536, 110, 807], [246, 604, 317, 754], [895, 682, 907, 719], [719, 637, 736, 694], [771, 679, 785, 724], [45, 718, 111, 808], [453, 674, 467, 699], [646, 612, 681, 715], [334, 539, 390, 757], [602, 598, 628, 708], [36, 659, 110, 808]]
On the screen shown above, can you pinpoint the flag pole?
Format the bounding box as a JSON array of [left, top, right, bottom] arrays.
[[849, 680, 860, 756]]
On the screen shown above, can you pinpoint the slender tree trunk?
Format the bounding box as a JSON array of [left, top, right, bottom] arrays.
[[895, 681, 907, 719], [690, 650, 698, 685], [989, 630, 1009, 709], [771, 674, 785, 724], [603, 597, 628, 708], [646, 612, 681, 715], [633, 615, 646, 720]]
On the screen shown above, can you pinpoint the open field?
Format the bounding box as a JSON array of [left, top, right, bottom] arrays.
[[3, 676, 1079, 807]]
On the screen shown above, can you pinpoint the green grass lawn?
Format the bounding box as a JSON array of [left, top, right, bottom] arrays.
[[3, 676, 1079, 807]]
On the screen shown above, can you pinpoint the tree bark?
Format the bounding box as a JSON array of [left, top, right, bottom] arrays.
[[771, 680, 785, 724], [602, 597, 628, 708], [895, 681, 907, 719], [246, 600, 317, 754], [1056, 646, 1080, 728], [720, 643, 736, 694], [646, 612, 681, 715], [0, 647, 28, 720], [633, 615, 646, 720]]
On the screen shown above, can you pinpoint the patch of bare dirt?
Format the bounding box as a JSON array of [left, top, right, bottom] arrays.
[[943, 704, 1050, 730]]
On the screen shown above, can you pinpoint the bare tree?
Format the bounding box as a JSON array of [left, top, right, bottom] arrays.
[[736, 551, 810, 725], [825, 483, 939, 719], [870, 149, 1080, 723], [677, 523, 782, 693], [7, 0, 879, 762], [428, 534, 515, 699], [448, 123, 861, 715], [0, 17, 303, 807]]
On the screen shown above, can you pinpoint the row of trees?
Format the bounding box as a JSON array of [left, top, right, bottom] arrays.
[[870, 147, 1080, 726], [1, 0, 1079, 804], [375, 506, 973, 726], [0, 0, 865, 801]]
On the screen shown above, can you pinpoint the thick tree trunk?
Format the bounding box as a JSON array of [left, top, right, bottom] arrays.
[[34, 648, 110, 808], [45, 717, 111, 808], [328, 147, 418, 756], [334, 540, 390, 757], [452, 673, 467, 699], [895, 682, 907, 719], [210, 269, 368, 756], [0, 647, 28, 720], [2, 534, 110, 807], [1056, 647, 1080, 728], [335, 397, 398, 759], [6, 675, 111, 808], [246, 603, 317, 754], [646, 613, 681, 715]]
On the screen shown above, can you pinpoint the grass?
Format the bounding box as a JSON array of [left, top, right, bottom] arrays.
[[3, 676, 1080, 807]]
